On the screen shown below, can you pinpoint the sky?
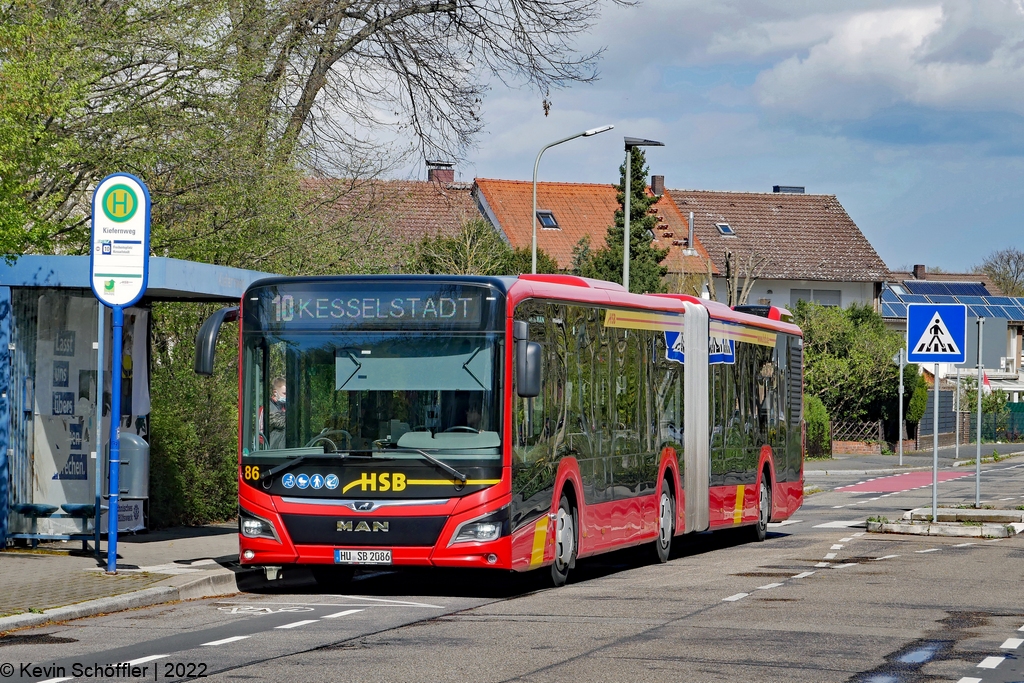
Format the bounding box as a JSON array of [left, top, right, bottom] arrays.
[[434, 0, 1024, 272]]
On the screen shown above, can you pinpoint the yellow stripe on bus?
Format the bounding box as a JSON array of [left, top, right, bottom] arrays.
[[529, 516, 548, 567], [604, 309, 685, 332], [709, 320, 777, 348], [404, 479, 501, 486], [733, 485, 745, 524]]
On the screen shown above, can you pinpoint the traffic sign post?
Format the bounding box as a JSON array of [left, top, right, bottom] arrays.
[[907, 304, 967, 523], [90, 173, 151, 574]]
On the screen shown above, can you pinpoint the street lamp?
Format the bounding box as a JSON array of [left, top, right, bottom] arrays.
[[622, 136, 664, 292], [531, 124, 614, 274]]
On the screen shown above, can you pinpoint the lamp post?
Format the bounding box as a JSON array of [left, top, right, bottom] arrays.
[[531, 125, 614, 274], [622, 137, 664, 292]]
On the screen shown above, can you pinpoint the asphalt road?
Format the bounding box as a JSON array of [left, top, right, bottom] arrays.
[[2, 460, 1023, 683]]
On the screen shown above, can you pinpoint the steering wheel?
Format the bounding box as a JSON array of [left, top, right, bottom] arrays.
[[306, 435, 338, 452], [443, 426, 479, 433], [305, 428, 353, 451]]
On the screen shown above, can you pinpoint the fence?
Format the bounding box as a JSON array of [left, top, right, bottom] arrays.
[[832, 420, 884, 442], [966, 412, 1024, 443], [917, 390, 955, 437]]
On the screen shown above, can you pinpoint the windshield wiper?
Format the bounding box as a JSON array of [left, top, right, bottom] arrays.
[[389, 447, 467, 483]]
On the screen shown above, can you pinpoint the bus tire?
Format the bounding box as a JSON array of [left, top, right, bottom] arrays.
[[653, 481, 674, 563], [750, 474, 770, 542], [311, 565, 354, 588], [551, 494, 576, 587]]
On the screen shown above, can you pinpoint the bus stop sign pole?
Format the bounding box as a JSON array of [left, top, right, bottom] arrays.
[[906, 303, 967, 523], [89, 173, 151, 574]]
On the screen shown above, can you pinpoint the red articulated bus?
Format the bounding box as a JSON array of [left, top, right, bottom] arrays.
[[195, 274, 804, 587]]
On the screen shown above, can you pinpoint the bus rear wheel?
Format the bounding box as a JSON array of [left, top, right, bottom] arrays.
[[550, 494, 576, 587], [750, 475, 770, 542], [653, 483, 674, 563], [311, 565, 354, 589]]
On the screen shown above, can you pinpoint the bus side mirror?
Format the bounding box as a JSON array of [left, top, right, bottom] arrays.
[[514, 320, 541, 398], [194, 306, 239, 376]]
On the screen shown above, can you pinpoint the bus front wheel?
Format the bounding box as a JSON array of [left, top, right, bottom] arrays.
[[550, 494, 576, 587], [750, 475, 770, 542], [653, 482, 674, 563]]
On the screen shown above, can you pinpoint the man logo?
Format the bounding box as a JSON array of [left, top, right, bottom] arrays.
[[354, 501, 374, 511], [337, 520, 389, 532]]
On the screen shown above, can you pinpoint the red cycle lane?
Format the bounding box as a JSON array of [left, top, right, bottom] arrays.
[[835, 471, 971, 493]]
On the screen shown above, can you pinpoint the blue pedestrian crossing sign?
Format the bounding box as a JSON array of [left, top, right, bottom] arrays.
[[906, 303, 967, 363]]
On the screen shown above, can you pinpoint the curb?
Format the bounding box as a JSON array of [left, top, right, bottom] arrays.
[[805, 466, 933, 477], [0, 570, 239, 633]]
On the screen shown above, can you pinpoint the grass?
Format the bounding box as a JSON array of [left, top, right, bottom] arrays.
[[867, 516, 890, 524], [803, 486, 823, 496], [961, 521, 982, 527]]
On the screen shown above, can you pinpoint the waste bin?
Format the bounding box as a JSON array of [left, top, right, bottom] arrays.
[[103, 432, 150, 499], [101, 433, 149, 533]]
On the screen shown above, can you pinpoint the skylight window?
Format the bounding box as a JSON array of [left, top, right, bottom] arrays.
[[716, 222, 735, 236], [537, 210, 560, 230]]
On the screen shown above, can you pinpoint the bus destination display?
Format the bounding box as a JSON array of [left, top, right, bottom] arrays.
[[253, 282, 498, 330]]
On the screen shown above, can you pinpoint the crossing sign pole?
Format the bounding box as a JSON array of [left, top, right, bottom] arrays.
[[90, 173, 151, 575], [907, 304, 967, 523]]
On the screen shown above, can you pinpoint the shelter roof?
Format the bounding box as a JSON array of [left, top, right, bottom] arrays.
[[0, 255, 275, 301]]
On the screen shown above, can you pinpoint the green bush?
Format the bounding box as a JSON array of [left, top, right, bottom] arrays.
[[148, 302, 239, 528], [907, 383, 928, 425], [805, 394, 831, 458]]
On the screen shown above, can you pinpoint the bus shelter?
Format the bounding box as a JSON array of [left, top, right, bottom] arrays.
[[0, 255, 274, 549]]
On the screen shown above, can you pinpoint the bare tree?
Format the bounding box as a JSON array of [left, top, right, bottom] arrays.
[[715, 249, 769, 306], [978, 247, 1024, 296]]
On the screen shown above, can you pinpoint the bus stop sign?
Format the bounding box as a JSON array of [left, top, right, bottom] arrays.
[[90, 173, 151, 308], [906, 303, 967, 364]]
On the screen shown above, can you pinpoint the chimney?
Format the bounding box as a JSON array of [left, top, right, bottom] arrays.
[[772, 185, 805, 194], [426, 160, 455, 184], [913, 264, 926, 279], [650, 175, 665, 196]]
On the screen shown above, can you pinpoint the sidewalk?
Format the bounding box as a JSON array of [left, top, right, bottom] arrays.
[[0, 523, 243, 632], [805, 443, 1024, 477]]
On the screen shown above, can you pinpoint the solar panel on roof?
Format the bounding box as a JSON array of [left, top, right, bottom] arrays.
[[902, 281, 950, 295], [901, 294, 929, 303], [891, 302, 907, 318], [1007, 306, 1024, 321], [880, 289, 901, 303], [1015, 298, 1024, 308], [927, 295, 958, 303], [946, 283, 989, 296], [984, 296, 1016, 306], [956, 295, 987, 305], [968, 305, 992, 318], [881, 303, 898, 318]]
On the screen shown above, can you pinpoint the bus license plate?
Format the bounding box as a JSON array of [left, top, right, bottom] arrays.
[[334, 549, 392, 565]]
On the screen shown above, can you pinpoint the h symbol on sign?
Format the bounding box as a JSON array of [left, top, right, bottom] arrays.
[[111, 191, 129, 214]]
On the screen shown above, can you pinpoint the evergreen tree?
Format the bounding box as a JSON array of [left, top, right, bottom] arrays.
[[573, 148, 669, 293]]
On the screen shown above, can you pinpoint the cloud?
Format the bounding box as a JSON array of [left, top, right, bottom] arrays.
[[752, 1, 1024, 119]]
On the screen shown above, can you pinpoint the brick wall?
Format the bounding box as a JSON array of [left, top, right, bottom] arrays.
[[832, 440, 882, 455]]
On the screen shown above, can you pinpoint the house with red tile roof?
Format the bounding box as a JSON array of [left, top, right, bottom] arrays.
[[472, 177, 717, 279], [667, 186, 890, 309]]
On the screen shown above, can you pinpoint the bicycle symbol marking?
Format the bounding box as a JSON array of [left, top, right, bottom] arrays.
[[217, 605, 314, 615]]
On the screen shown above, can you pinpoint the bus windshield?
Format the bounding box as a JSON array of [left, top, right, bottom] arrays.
[[242, 331, 502, 462]]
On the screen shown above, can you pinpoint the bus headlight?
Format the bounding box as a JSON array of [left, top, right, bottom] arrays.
[[450, 507, 509, 545], [239, 507, 279, 541]]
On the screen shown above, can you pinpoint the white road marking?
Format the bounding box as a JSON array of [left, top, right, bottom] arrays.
[[1000, 638, 1023, 649], [792, 571, 815, 579], [323, 609, 365, 619], [757, 583, 784, 590], [126, 655, 169, 665], [722, 593, 749, 602], [814, 521, 865, 528], [832, 505, 846, 509], [824, 553, 837, 560], [839, 537, 853, 542], [869, 497, 880, 501], [1000, 497, 1014, 501], [767, 519, 802, 527], [853, 532, 866, 536], [977, 656, 1005, 669], [1019, 624, 1024, 631], [832, 563, 857, 569], [815, 562, 832, 568], [915, 548, 940, 553], [830, 544, 844, 550], [276, 620, 320, 629], [202, 635, 251, 646], [872, 555, 899, 561], [954, 542, 976, 547], [986, 538, 1003, 543], [956, 678, 982, 683]]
